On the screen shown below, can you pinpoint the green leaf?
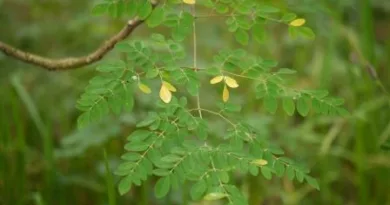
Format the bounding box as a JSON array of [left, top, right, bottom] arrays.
[[138, 1, 152, 20], [264, 96, 278, 114], [161, 154, 182, 163], [288, 27, 298, 39], [121, 153, 142, 161], [186, 79, 200, 96], [215, 4, 229, 14], [107, 94, 122, 115], [273, 160, 285, 177], [297, 96, 310, 116], [137, 112, 158, 127], [252, 23, 266, 43], [286, 166, 295, 180], [249, 164, 259, 176], [108, 3, 118, 18], [281, 13, 297, 22], [196, 122, 208, 140], [118, 175, 132, 195], [305, 176, 320, 190], [223, 102, 241, 113], [127, 0, 139, 17], [116, 0, 126, 17], [296, 170, 304, 182], [92, 3, 109, 15], [190, 180, 207, 200], [204, 192, 228, 201], [121, 84, 134, 112], [153, 169, 170, 176], [145, 69, 159, 79], [257, 5, 280, 13], [127, 130, 151, 141], [154, 176, 170, 198], [261, 167, 272, 180], [282, 98, 295, 116], [297, 27, 315, 39], [77, 112, 90, 128], [124, 142, 149, 151], [234, 29, 249, 45], [146, 7, 165, 27], [172, 12, 193, 41]]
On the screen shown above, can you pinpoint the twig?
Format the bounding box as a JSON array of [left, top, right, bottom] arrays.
[[0, 2, 158, 71]]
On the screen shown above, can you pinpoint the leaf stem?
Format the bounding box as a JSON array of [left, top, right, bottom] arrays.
[[192, 4, 202, 119], [189, 108, 236, 127]]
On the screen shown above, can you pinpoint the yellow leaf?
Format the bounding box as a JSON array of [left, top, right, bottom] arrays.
[[289, 18, 306, 27], [210, 75, 224, 84], [224, 76, 239, 88], [159, 84, 172, 103], [138, 83, 151, 94], [203, 192, 227, 201], [251, 159, 268, 166], [183, 0, 195, 5], [223, 85, 229, 102], [162, 81, 177, 92]]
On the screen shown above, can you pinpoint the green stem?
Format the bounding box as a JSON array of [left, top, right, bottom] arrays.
[[103, 149, 116, 205], [192, 3, 202, 119], [355, 1, 375, 205], [12, 90, 26, 205]]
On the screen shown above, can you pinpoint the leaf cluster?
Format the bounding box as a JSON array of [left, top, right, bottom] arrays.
[[75, 0, 349, 204]]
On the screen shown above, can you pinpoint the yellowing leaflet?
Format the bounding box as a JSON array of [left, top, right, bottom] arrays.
[[210, 75, 224, 84], [223, 85, 229, 102], [162, 81, 177, 92], [159, 84, 172, 103], [251, 159, 268, 166], [183, 0, 195, 5], [138, 83, 152, 94], [289, 18, 306, 27], [224, 76, 239, 88], [203, 192, 227, 201]]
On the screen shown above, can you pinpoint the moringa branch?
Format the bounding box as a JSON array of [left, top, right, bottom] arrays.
[[0, 18, 143, 71]]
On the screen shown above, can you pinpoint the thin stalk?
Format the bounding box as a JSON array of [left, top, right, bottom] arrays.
[[192, 4, 202, 119], [103, 149, 116, 205], [0, 90, 11, 204], [11, 75, 54, 204], [355, 1, 375, 204], [12, 90, 26, 205]]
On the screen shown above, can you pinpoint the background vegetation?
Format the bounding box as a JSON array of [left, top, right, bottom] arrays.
[[1, 0, 389, 204]]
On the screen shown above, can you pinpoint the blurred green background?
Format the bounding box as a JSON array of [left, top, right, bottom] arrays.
[[1, 0, 390, 205]]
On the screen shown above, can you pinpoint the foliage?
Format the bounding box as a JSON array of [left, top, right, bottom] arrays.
[[73, 0, 348, 204]]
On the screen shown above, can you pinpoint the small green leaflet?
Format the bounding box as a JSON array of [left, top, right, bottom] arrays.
[[297, 96, 310, 116], [154, 176, 171, 198], [138, 1, 153, 20], [146, 7, 165, 28], [190, 180, 207, 200], [234, 29, 249, 45], [118, 175, 132, 195], [282, 98, 295, 116], [264, 96, 278, 114], [261, 167, 273, 180], [305, 176, 320, 190]]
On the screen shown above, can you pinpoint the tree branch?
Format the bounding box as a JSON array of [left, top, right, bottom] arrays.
[[0, 18, 143, 71]]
